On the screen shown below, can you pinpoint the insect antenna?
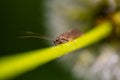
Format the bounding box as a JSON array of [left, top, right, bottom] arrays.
[[20, 31, 53, 41]]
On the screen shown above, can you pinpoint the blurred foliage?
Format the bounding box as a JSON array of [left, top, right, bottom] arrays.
[[0, 0, 47, 56], [0, 0, 120, 80]]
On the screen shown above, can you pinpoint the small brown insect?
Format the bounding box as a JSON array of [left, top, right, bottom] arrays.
[[21, 29, 82, 45], [54, 29, 82, 45]]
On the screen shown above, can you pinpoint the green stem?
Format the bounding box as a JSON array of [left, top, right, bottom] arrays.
[[0, 21, 112, 79]]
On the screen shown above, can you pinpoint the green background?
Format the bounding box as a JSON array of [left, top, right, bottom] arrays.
[[0, 0, 74, 80]]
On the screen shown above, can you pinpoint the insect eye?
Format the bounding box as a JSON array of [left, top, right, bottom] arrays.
[[53, 40, 56, 44]]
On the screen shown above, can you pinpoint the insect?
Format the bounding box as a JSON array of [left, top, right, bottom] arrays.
[[54, 29, 82, 45], [21, 29, 82, 45]]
